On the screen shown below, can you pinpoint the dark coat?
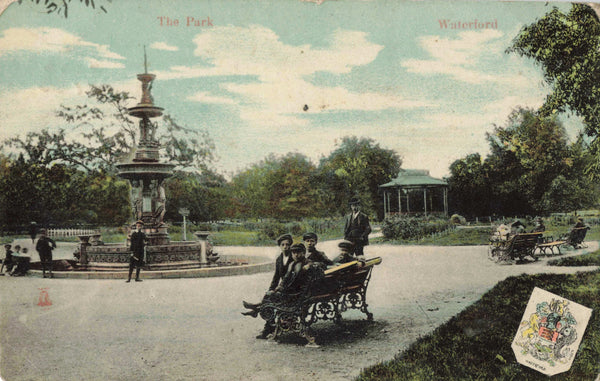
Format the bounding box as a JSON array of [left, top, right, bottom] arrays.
[[307, 249, 333, 267], [344, 212, 372, 246], [36, 236, 56, 258], [277, 259, 308, 295], [130, 230, 147, 257], [269, 252, 292, 291]]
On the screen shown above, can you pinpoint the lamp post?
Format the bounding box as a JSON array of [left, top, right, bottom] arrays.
[[179, 208, 190, 241]]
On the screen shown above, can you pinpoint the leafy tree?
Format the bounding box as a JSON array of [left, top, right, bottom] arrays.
[[317, 136, 402, 219], [229, 153, 321, 220], [507, 4, 600, 176], [486, 107, 570, 214], [447, 153, 491, 217], [164, 170, 229, 223], [17, 0, 109, 17], [447, 108, 598, 216], [5, 85, 215, 174]]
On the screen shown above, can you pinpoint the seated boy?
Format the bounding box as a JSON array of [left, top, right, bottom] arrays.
[[303, 232, 333, 268], [332, 240, 365, 266]]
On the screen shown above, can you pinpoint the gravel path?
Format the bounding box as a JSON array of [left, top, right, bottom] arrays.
[[0, 241, 597, 381]]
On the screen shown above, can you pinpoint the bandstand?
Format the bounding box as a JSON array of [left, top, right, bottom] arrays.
[[380, 169, 448, 218]]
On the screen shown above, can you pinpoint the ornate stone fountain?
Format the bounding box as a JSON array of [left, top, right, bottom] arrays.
[[27, 53, 273, 279]]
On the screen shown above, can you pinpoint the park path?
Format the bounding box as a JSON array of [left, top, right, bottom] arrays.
[[0, 241, 597, 381]]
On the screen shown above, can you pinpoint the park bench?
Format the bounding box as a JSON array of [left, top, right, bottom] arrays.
[[489, 232, 542, 263], [256, 257, 382, 346], [535, 236, 566, 256], [560, 227, 589, 249]]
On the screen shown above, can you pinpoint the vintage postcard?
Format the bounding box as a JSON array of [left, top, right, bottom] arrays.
[[0, 1, 599, 380]]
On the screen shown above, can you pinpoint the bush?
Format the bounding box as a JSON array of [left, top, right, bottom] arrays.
[[382, 216, 453, 241]]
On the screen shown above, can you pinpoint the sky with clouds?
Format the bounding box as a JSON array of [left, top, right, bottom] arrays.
[[0, 0, 584, 178]]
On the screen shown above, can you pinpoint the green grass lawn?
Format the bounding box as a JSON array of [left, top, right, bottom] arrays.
[[549, 248, 600, 266], [357, 271, 600, 380], [373, 223, 600, 247]]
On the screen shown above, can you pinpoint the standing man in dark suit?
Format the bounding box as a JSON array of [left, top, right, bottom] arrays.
[[36, 229, 56, 278], [127, 220, 147, 283], [344, 197, 372, 259]]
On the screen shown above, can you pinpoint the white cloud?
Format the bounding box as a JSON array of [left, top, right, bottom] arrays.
[[401, 29, 528, 85], [187, 91, 237, 105], [150, 42, 179, 51], [0, 27, 124, 66], [86, 57, 125, 69], [155, 25, 430, 126], [0, 79, 141, 142]]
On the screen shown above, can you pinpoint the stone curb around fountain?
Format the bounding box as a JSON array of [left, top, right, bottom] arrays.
[[26, 255, 274, 279]]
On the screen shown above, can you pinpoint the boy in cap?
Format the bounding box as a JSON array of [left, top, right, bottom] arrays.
[[268, 233, 293, 292], [343, 197, 371, 260], [332, 240, 364, 265], [36, 229, 56, 278], [127, 220, 147, 282], [243, 240, 308, 339], [303, 232, 332, 268], [11, 247, 30, 276], [243, 233, 293, 338]]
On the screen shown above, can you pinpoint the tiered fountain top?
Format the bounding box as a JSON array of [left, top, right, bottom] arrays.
[[116, 52, 174, 180]]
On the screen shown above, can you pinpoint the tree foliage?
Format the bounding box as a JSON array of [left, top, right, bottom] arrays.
[[317, 136, 402, 219], [17, 0, 109, 17], [508, 3, 600, 177], [229, 153, 322, 220], [448, 108, 598, 216]]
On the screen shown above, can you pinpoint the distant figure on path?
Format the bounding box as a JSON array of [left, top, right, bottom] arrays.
[[343, 197, 371, 259], [531, 217, 545, 233], [1, 244, 13, 275], [29, 222, 37, 243], [573, 217, 587, 229], [127, 220, 147, 283], [36, 229, 56, 278], [11, 247, 30, 276]]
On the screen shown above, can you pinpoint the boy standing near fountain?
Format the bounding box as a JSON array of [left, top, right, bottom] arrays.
[[36, 229, 56, 278], [127, 220, 147, 283]]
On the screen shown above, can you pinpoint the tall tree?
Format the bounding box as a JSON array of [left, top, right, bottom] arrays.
[[5, 85, 215, 174], [229, 153, 321, 220], [508, 3, 600, 177], [318, 136, 402, 219]]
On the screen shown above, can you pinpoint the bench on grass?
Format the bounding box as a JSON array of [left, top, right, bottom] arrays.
[[489, 232, 542, 263], [561, 227, 589, 249], [257, 257, 382, 346]]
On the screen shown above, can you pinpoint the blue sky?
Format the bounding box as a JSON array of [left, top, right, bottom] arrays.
[[0, 0, 584, 178]]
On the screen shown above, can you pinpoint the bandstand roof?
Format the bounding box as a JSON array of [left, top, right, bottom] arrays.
[[380, 169, 447, 188]]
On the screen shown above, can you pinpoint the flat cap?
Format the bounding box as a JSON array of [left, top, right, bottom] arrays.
[[338, 240, 354, 250], [290, 243, 306, 253], [303, 232, 318, 241], [276, 234, 293, 245]]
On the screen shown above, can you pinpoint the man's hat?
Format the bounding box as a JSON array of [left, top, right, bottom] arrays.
[[577, 217, 584, 221], [136, 220, 144, 225], [4, 244, 11, 248], [290, 243, 306, 253], [348, 197, 361, 205], [276, 234, 293, 245], [338, 240, 354, 250], [303, 232, 318, 241], [39, 228, 47, 233]]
